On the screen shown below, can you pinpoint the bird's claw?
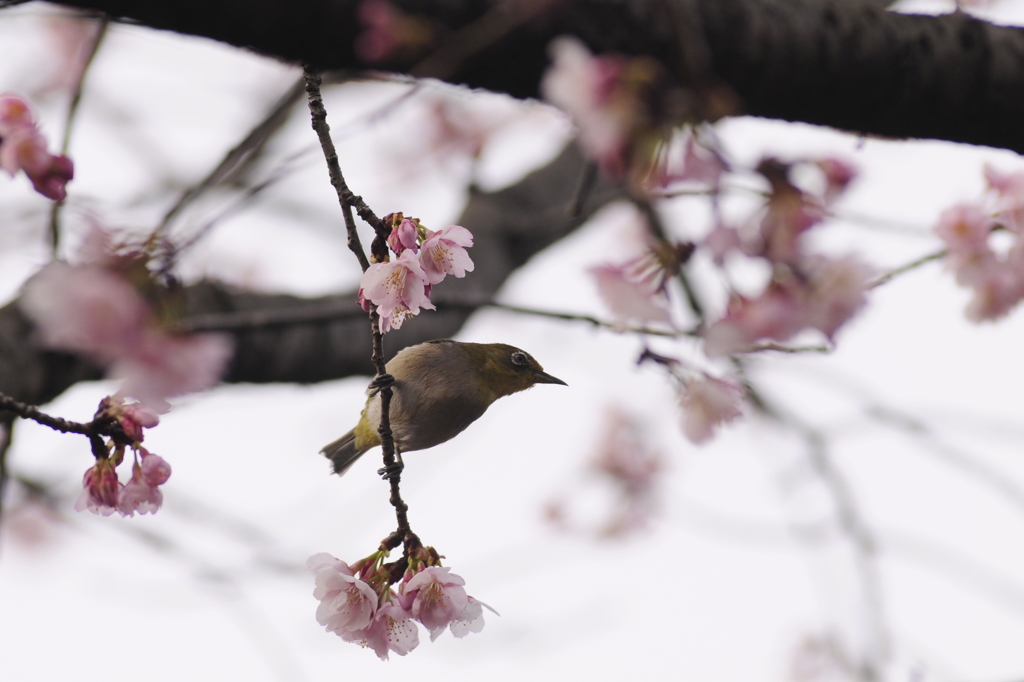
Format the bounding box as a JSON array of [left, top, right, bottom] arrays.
[[377, 450, 405, 480], [368, 373, 395, 397]]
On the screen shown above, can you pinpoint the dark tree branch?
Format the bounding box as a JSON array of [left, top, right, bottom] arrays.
[[46, 0, 1024, 154]]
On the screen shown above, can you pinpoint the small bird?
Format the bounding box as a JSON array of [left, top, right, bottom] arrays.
[[321, 339, 567, 475]]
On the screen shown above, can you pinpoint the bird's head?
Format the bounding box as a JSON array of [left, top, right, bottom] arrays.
[[465, 342, 567, 399]]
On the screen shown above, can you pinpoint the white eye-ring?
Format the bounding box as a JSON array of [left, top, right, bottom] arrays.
[[511, 351, 529, 367]]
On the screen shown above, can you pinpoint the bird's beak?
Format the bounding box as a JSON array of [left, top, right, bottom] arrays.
[[533, 370, 567, 386]]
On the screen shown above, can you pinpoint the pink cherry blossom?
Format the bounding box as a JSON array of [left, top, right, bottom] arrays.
[[139, 449, 171, 486], [703, 287, 808, 356], [449, 596, 490, 638], [963, 258, 1023, 322], [804, 255, 873, 339], [20, 261, 233, 410], [20, 262, 150, 360], [354, 0, 402, 63], [113, 328, 234, 411], [340, 600, 420, 660], [119, 401, 160, 443], [399, 566, 470, 640], [759, 187, 824, 263], [74, 459, 121, 516], [591, 263, 673, 326], [118, 462, 163, 517], [387, 218, 420, 255], [541, 37, 636, 177], [309, 553, 380, 634], [816, 158, 858, 204], [935, 203, 991, 257], [703, 223, 743, 265], [0, 92, 74, 201], [676, 134, 727, 187], [358, 249, 435, 333], [418, 224, 474, 285], [679, 375, 744, 444]]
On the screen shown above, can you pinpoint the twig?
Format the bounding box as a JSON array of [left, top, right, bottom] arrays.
[[303, 66, 413, 557], [175, 296, 691, 338], [0, 391, 106, 458], [867, 249, 947, 289], [409, 0, 552, 81], [0, 417, 12, 539], [736, 364, 889, 681], [48, 16, 109, 255], [156, 75, 308, 235], [737, 341, 832, 354]]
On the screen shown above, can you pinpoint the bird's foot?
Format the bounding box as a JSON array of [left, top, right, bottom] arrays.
[[377, 450, 405, 480], [368, 373, 395, 397]]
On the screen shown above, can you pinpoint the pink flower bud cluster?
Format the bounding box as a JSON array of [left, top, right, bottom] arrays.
[[701, 157, 873, 355], [541, 37, 664, 180], [75, 395, 170, 517], [75, 447, 171, 517], [358, 215, 474, 333], [931, 164, 1024, 322], [19, 228, 233, 410], [308, 551, 490, 660], [678, 374, 744, 444], [0, 93, 73, 201]]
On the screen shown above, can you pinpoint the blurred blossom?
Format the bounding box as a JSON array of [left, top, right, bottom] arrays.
[[21, 259, 232, 411], [354, 0, 433, 64], [678, 375, 744, 444], [703, 287, 807, 356], [542, 36, 661, 179], [804, 255, 873, 340], [789, 634, 855, 682], [934, 170, 1024, 322], [0, 93, 74, 201], [816, 158, 858, 204], [653, 132, 727, 189], [547, 407, 665, 538], [591, 262, 674, 326]]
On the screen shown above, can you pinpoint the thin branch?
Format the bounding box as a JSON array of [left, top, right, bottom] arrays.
[[737, 340, 832, 354], [0, 417, 13, 539], [867, 249, 947, 290], [0, 390, 106, 458], [176, 296, 691, 338], [303, 66, 413, 558], [156, 75, 308, 234], [736, 363, 890, 681], [49, 16, 109, 255], [409, 0, 552, 81]]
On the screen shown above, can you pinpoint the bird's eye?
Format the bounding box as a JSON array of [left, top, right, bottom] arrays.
[[511, 351, 529, 367]]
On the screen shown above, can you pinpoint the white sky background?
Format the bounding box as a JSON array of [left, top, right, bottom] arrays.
[[2, 1, 1024, 680]]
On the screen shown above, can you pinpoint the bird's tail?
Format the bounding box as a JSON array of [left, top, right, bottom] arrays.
[[320, 430, 367, 476]]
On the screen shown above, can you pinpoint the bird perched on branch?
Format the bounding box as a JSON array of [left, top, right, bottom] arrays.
[[321, 339, 567, 475]]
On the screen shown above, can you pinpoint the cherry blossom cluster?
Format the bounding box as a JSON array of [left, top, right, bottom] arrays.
[[542, 36, 669, 181], [934, 163, 1024, 322], [546, 407, 666, 538], [701, 157, 871, 355], [0, 93, 74, 201], [75, 395, 172, 517], [308, 544, 490, 660], [358, 213, 474, 332], [20, 227, 233, 411]]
